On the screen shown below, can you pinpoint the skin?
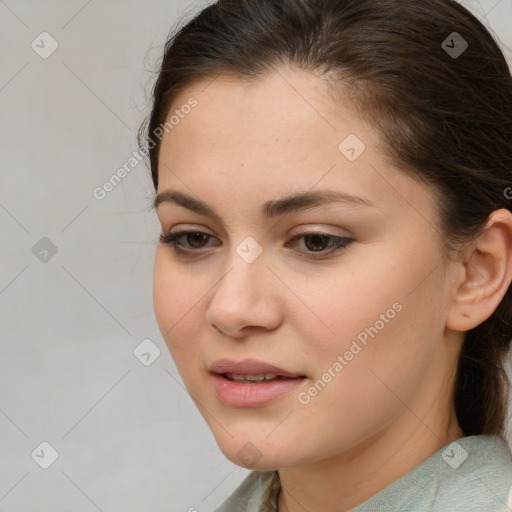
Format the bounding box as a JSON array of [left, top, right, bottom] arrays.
[[152, 67, 512, 511]]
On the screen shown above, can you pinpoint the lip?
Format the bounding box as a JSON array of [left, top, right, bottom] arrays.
[[209, 358, 306, 378], [211, 373, 307, 407], [209, 358, 307, 407]]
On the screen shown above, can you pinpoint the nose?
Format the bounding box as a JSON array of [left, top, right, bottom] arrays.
[[204, 249, 283, 339]]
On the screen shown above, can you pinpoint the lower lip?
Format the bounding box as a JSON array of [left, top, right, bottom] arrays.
[[211, 373, 306, 407]]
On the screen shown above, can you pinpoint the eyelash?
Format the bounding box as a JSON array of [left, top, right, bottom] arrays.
[[159, 230, 354, 259]]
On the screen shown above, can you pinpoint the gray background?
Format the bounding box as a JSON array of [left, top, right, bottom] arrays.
[[0, 1, 511, 511]]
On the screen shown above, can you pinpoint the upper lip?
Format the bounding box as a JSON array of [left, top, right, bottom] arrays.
[[210, 358, 305, 378]]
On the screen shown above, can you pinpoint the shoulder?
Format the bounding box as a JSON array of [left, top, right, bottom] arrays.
[[351, 435, 512, 512], [430, 435, 512, 511], [213, 470, 279, 512]]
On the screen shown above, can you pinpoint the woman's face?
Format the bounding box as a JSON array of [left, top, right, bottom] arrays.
[[153, 67, 462, 470]]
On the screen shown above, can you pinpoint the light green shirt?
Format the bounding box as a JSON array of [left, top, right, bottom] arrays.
[[213, 435, 512, 511]]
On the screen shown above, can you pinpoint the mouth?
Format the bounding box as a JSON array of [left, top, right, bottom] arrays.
[[209, 357, 306, 379], [220, 372, 304, 383], [210, 367, 307, 407], [208, 358, 307, 406]]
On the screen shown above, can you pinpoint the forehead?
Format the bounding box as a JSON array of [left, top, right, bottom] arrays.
[[160, 69, 362, 181], [161, 67, 355, 161]]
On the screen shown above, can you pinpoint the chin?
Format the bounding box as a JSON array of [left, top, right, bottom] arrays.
[[229, 456, 280, 472], [218, 441, 290, 471]]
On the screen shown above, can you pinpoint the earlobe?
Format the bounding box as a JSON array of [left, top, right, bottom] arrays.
[[446, 208, 512, 332]]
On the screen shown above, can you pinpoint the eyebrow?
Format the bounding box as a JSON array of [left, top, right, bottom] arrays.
[[153, 188, 374, 219], [153, 189, 375, 218]]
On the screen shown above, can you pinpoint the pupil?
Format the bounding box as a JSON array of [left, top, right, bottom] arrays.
[[189, 232, 207, 248], [306, 234, 328, 251]]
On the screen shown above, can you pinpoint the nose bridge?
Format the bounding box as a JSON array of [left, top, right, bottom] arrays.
[[215, 234, 267, 302], [205, 235, 281, 335]]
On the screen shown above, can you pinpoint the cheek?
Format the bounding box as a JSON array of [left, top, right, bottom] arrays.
[[285, 268, 442, 449], [152, 253, 175, 335], [297, 256, 401, 355], [152, 252, 204, 354], [296, 244, 445, 392]]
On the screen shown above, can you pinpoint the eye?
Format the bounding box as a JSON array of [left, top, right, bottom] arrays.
[[286, 231, 353, 257], [160, 230, 216, 252], [159, 230, 354, 259]]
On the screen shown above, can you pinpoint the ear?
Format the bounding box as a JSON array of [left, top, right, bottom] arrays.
[[447, 208, 512, 331]]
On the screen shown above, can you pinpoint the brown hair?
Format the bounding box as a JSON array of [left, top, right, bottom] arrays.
[[139, 0, 512, 437]]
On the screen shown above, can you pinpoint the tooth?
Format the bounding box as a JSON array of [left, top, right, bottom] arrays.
[[226, 373, 279, 381], [243, 373, 277, 381], [226, 373, 243, 381]]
